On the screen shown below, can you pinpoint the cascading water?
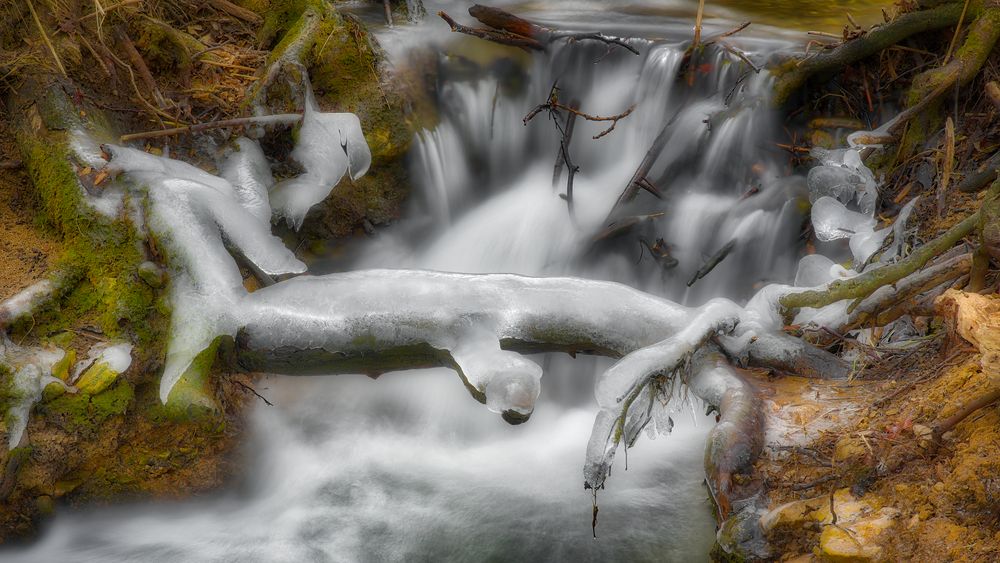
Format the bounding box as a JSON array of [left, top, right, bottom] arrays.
[[5, 5, 810, 562]]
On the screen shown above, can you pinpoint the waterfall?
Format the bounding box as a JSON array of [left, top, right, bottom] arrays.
[[5, 6, 806, 562]]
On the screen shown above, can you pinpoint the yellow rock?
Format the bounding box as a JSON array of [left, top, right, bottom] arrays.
[[834, 435, 868, 462], [50, 348, 75, 381], [817, 508, 899, 562], [74, 361, 121, 395]]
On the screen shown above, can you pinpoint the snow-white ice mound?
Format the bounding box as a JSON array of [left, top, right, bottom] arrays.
[[106, 145, 308, 403], [1, 335, 70, 449], [269, 88, 372, 230]]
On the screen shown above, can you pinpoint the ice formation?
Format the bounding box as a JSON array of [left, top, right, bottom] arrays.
[[20, 93, 916, 496], [1, 335, 71, 449], [220, 137, 274, 226], [269, 88, 372, 229], [105, 145, 307, 403], [806, 147, 916, 268]]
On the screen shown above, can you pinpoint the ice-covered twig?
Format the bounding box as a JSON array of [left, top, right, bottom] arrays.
[[780, 211, 980, 313], [583, 299, 742, 490]]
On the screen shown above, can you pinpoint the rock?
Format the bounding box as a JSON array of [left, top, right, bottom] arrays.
[[137, 261, 166, 288], [834, 435, 868, 462], [818, 508, 900, 562]]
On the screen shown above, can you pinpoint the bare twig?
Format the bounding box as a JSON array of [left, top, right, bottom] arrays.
[[119, 113, 302, 142], [688, 238, 737, 287], [233, 379, 274, 406], [523, 89, 635, 140]]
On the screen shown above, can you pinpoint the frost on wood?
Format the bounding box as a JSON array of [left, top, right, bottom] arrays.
[[269, 88, 372, 230], [584, 299, 743, 490]]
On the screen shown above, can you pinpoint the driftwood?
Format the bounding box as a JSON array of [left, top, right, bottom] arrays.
[[439, 4, 640, 55]]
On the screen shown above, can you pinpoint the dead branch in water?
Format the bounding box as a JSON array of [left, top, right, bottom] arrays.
[[524, 97, 635, 140], [524, 85, 634, 215], [439, 4, 640, 55], [688, 238, 738, 287]]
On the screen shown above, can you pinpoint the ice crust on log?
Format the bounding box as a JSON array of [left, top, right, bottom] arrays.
[[106, 145, 307, 402], [220, 137, 274, 226]]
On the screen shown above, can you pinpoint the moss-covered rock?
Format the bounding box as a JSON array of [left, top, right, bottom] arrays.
[[248, 1, 436, 240]]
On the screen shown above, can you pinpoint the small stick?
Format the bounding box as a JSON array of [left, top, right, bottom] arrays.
[[524, 98, 635, 140], [119, 113, 302, 142], [933, 386, 1000, 440], [688, 238, 737, 287], [233, 379, 274, 406], [115, 26, 166, 109], [693, 0, 706, 49], [552, 100, 580, 189]]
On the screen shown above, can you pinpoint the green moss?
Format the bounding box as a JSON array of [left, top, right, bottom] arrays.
[[0, 364, 25, 434], [14, 117, 159, 346], [40, 381, 134, 433], [159, 338, 223, 420]]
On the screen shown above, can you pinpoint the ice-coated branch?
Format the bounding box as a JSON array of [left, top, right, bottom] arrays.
[[582, 299, 743, 490], [779, 211, 980, 312]]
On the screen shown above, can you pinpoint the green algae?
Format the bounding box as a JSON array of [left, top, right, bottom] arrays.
[[41, 381, 134, 433]]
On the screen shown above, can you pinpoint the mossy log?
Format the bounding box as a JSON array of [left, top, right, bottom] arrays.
[[780, 211, 981, 313], [771, 2, 968, 106], [6, 76, 160, 345], [905, 2, 1000, 107]]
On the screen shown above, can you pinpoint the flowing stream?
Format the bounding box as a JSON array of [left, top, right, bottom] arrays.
[[4, 2, 880, 561]]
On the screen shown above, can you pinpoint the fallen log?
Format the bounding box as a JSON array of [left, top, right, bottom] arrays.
[[439, 4, 640, 55], [771, 2, 967, 106]]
